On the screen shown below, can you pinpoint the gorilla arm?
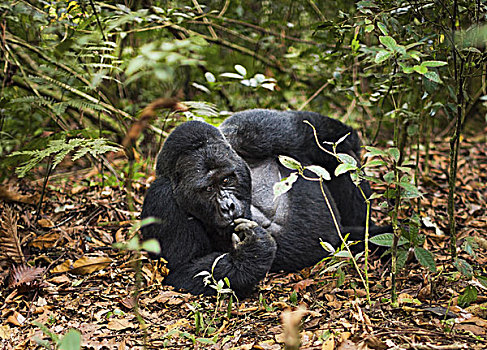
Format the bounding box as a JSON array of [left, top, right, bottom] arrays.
[[220, 109, 361, 166], [141, 177, 276, 298]]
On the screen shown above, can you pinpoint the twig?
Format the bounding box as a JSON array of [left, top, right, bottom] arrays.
[[192, 0, 218, 39], [298, 80, 332, 111]]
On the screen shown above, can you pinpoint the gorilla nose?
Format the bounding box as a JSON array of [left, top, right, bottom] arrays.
[[221, 198, 236, 216]]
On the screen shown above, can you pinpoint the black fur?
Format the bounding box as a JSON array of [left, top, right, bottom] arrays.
[[141, 109, 388, 298]]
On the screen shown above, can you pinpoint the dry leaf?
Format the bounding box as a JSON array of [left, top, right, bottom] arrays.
[[6, 311, 26, 326], [107, 318, 135, 331], [293, 278, 314, 292], [280, 307, 307, 350], [0, 185, 40, 205], [37, 218, 54, 228], [69, 256, 112, 275], [0, 207, 24, 264], [30, 232, 61, 249], [8, 265, 45, 290], [322, 335, 335, 350], [51, 260, 73, 274]]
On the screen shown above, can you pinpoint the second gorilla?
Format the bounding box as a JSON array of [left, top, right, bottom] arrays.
[[141, 109, 388, 298]]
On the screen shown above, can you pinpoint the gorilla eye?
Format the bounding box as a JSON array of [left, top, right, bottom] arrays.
[[222, 177, 230, 184]]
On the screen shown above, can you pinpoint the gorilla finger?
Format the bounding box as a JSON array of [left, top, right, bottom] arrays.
[[232, 233, 241, 249], [234, 220, 258, 231]]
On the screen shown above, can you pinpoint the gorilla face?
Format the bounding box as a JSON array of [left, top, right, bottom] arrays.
[[172, 141, 252, 234]]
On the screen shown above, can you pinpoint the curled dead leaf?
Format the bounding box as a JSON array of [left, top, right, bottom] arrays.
[[30, 232, 61, 249], [69, 256, 112, 275], [6, 311, 26, 326], [37, 218, 54, 228], [51, 260, 73, 274]]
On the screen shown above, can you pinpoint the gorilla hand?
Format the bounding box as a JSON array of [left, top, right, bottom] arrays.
[[232, 218, 258, 249]]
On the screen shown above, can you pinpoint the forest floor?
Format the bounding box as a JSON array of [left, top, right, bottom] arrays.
[[0, 133, 486, 350]]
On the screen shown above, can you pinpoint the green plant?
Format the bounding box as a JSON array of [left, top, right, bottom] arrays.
[[9, 136, 119, 178], [33, 322, 81, 350], [192, 254, 237, 337]]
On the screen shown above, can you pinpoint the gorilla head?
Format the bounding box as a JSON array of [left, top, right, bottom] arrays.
[[155, 121, 252, 235]]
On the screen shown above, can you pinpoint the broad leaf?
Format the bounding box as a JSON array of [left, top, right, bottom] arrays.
[[234, 64, 247, 76], [369, 233, 408, 247], [335, 163, 357, 177], [306, 165, 331, 180], [273, 172, 298, 200], [379, 36, 397, 51], [414, 247, 436, 272], [278, 155, 302, 170], [422, 60, 447, 67]]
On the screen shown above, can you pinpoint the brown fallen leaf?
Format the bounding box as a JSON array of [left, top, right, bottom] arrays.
[[0, 185, 40, 205], [37, 218, 54, 228], [293, 278, 314, 292], [69, 256, 112, 275], [322, 335, 335, 350], [0, 207, 24, 264], [6, 311, 26, 326], [30, 232, 61, 249], [8, 265, 45, 290], [51, 260, 73, 274], [337, 339, 359, 350], [280, 307, 307, 350], [106, 318, 135, 331]]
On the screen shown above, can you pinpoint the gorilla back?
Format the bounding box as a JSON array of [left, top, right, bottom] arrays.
[[141, 109, 386, 297]]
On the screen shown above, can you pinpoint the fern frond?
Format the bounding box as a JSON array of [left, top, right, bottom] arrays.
[[9, 137, 120, 178]]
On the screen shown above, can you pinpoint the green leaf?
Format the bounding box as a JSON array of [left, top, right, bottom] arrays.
[[364, 159, 386, 167], [398, 181, 421, 198], [336, 133, 351, 145], [414, 247, 436, 272], [58, 329, 81, 350], [388, 148, 400, 162], [375, 50, 391, 64], [399, 63, 415, 74], [364, 146, 388, 157], [337, 153, 357, 166], [422, 60, 447, 67], [458, 285, 477, 308], [413, 64, 428, 75], [335, 163, 357, 177], [379, 36, 397, 51], [234, 64, 247, 76], [278, 155, 302, 170], [383, 171, 395, 184], [205, 72, 216, 83], [273, 172, 298, 200], [424, 71, 443, 84], [453, 258, 473, 279], [141, 239, 161, 254], [377, 22, 388, 35], [369, 233, 408, 247], [477, 276, 487, 289], [220, 72, 244, 79], [396, 249, 408, 272], [334, 250, 353, 258], [196, 337, 217, 345], [306, 165, 331, 180]]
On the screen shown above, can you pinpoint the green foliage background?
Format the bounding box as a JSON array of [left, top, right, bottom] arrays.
[[2, 1, 485, 170]]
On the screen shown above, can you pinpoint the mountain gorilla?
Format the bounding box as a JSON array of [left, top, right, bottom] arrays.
[[141, 109, 388, 298]]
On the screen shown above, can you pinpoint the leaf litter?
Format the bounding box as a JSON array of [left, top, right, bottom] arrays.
[[0, 139, 486, 349]]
